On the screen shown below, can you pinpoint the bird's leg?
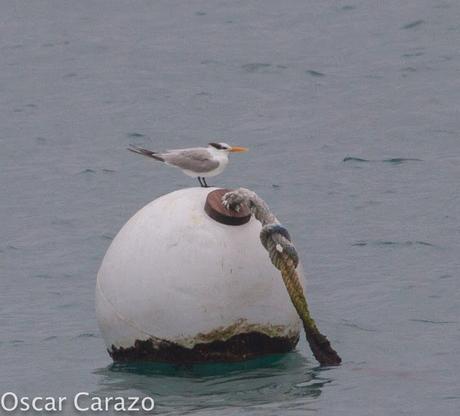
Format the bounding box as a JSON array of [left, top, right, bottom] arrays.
[[197, 177, 204, 187], [202, 178, 209, 188]]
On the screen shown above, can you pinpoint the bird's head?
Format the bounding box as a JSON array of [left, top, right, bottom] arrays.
[[208, 142, 248, 154]]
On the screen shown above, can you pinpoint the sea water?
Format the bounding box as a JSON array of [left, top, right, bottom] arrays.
[[1, 1, 459, 414]]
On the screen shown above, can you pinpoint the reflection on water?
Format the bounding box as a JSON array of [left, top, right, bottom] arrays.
[[93, 353, 330, 414]]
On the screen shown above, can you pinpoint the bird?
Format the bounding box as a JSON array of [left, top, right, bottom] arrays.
[[128, 142, 248, 187]]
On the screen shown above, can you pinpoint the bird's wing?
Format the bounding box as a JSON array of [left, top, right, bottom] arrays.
[[165, 147, 210, 156], [162, 149, 219, 173], [127, 145, 165, 162]]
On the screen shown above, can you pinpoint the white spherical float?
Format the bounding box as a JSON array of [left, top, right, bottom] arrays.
[[96, 187, 303, 362]]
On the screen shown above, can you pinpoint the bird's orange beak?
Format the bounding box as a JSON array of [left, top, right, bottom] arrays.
[[230, 146, 249, 153]]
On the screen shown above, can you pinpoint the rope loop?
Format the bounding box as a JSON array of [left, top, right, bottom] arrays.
[[260, 224, 299, 269]]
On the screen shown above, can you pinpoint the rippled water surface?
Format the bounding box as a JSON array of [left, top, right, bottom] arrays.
[[1, 1, 459, 415]]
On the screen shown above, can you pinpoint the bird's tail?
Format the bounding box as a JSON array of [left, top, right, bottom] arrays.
[[127, 144, 165, 162]]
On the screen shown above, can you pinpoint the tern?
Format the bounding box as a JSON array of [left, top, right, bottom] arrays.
[[128, 142, 248, 187]]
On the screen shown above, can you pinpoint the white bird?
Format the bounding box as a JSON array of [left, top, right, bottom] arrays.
[[128, 142, 248, 187]]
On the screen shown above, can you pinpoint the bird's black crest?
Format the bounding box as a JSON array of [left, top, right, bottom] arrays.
[[209, 142, 224, 150]]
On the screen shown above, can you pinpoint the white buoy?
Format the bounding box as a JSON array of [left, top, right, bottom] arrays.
[[96, 187, 303, 362]]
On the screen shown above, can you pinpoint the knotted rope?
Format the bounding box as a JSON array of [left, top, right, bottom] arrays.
[[222, 188, 341, 366]]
